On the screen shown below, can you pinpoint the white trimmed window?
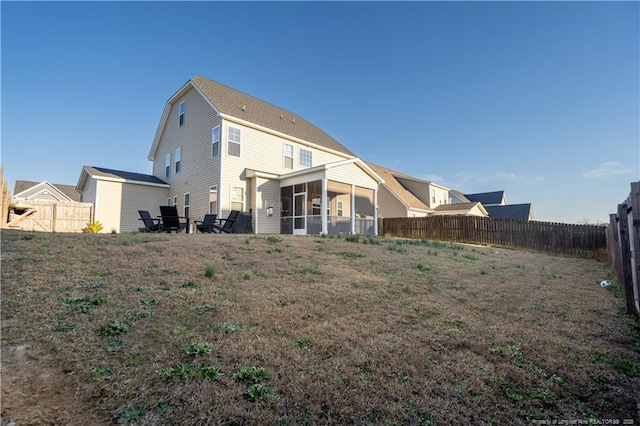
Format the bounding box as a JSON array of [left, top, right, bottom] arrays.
[[165, 153, 171, 178], [337, 201, 344, 217], [179, 100, 185, 126], [167, 198, 171, 206], [284, 143, 294, 169], [209, 186, 218, 215], [173, 196, 178, 208], [184, 193, 190, 218], [299, 148, 312, 168], [431, 189, 436, 204], [228, 126, 241, 157], [212, 126, 220, 157], [230, 186, 244, 211], [175, 148, 181, 173]]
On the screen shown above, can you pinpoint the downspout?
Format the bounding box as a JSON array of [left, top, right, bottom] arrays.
[[351, 184, 356, 235], [373, 188, 378, 236], [219, 122, 224, 218], [321, 178, 328, 234]]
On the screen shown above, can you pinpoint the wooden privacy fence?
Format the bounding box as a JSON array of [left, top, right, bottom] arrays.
[[608, 181, 640, 316], [382, 215, 607, 259], [6, 200, 93, 233]]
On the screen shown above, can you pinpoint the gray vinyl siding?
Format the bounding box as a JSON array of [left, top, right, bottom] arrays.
[[377, 186, 411, 218], [254, 177, 280, 234], [119, 183, 169, 232], [152, 86, 222, 222]]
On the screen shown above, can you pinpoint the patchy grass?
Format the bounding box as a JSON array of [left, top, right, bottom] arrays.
[[1, 230, 638, 425]]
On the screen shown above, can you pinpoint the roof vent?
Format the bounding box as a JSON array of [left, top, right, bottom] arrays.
[[292, 118, 296, 124], [241, 105, 246, 112], [280, 114, 283, 120]]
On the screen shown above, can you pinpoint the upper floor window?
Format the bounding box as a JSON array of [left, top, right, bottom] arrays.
[[430, 189, 436, 204], [284, 143, 294, 169], [167, 198, 171, 206], [173, 196, 178, 207], [228, 126, 241, 157], [299, 148, 312, 168], [175, 148, 181, 173], [165, 153, 171, 178], [179, 101, 185, 126], [212, 126, 220, 157]]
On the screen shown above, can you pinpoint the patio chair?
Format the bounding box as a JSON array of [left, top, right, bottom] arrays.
[[159, 205, 188, 233], [194, 214, 218, 233], [138, 210, 162, 233], [211, 210, 240, 233]]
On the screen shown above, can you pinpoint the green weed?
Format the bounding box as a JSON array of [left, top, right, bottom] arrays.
[[220, 323, 242, 333], [99, 321, 130, 337], [246, 383, 277, 401], [200, 365, 222, 381], [233, 366, 269, 384], [185, 342, 213, 356], [205, 265, 217, 278], [115, 403, 146, 424]]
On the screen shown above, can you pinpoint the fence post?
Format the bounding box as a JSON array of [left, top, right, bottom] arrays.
[[628, 182, 640, 313], [617, 201, 637, 315]]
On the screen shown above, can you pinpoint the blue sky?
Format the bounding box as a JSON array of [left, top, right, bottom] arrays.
[[2, 1, 638, 224]]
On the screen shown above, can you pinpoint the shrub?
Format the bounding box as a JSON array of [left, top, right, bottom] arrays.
[[84, 221, 104, 234]]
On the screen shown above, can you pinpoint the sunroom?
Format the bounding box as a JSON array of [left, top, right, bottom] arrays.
[[246, 158, 384, 236]]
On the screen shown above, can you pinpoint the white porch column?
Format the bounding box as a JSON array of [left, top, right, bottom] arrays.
[[321, 178, 328, 234], [373, 188, 378, 236], [351, 184, 356, 235]]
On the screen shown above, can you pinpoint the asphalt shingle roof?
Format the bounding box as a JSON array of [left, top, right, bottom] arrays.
[[485, 204, 532, 221], [13, 180, 81, 201], [86, 167, 168, 185], [191, 76, 355, 157], [464, 191, 505, 205], [366, 162, 430, 211]]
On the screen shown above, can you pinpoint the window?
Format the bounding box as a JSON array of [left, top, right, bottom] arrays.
[[212, 126, 220, 157], [209, 186, 218, 214], [284, 143, 294, 169], [231, 186, 244, 211], [299, 148, 312, 168], [175, 148, 181, 173], [179, 100, 185, 126], [165, 153, 171, 178], [431, 189, 436, 204], [228, 126, 241, 157], [184, 193, 190, 219], [337, 201, 344, 217], [173, 196, 177, 207], [167, 198, 171, 206]]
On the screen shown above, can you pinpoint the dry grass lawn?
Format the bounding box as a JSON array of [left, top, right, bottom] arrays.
[[1, 230, 638, 425]]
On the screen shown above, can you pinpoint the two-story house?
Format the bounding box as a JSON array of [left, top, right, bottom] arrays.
[[78, 76, 383, 234]]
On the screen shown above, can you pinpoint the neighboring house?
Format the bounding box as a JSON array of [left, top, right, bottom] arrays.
[[433, 202, 488, 217], [367, 162, 453, 218], [464, 191, 507, 206], [484, 204, 534, 221], [13, 180, 80, 202], [79, 76, 383, 234], [76, 166, 169, 233]]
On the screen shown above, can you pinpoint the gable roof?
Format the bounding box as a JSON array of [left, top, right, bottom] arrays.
[[13, 180, 80, 202], [76, 166, 169, 190], [464, 191, 506, 206], [448, 189, 470, 203], [485, 204, 533, 221], [366, 162, 430, 212], [149, 76, 356, 160], [433, 202, 488, 216]]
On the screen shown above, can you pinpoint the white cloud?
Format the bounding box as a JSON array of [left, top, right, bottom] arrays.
[[583, 162, 634, 178], [416, 173, 445, 183]]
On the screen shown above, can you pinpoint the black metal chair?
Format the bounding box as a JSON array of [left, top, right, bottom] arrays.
[[138, 210, 162, 232], [194, 214, 218, 233], [211, 210, 240, 233], [159, 205, 188, 233]]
